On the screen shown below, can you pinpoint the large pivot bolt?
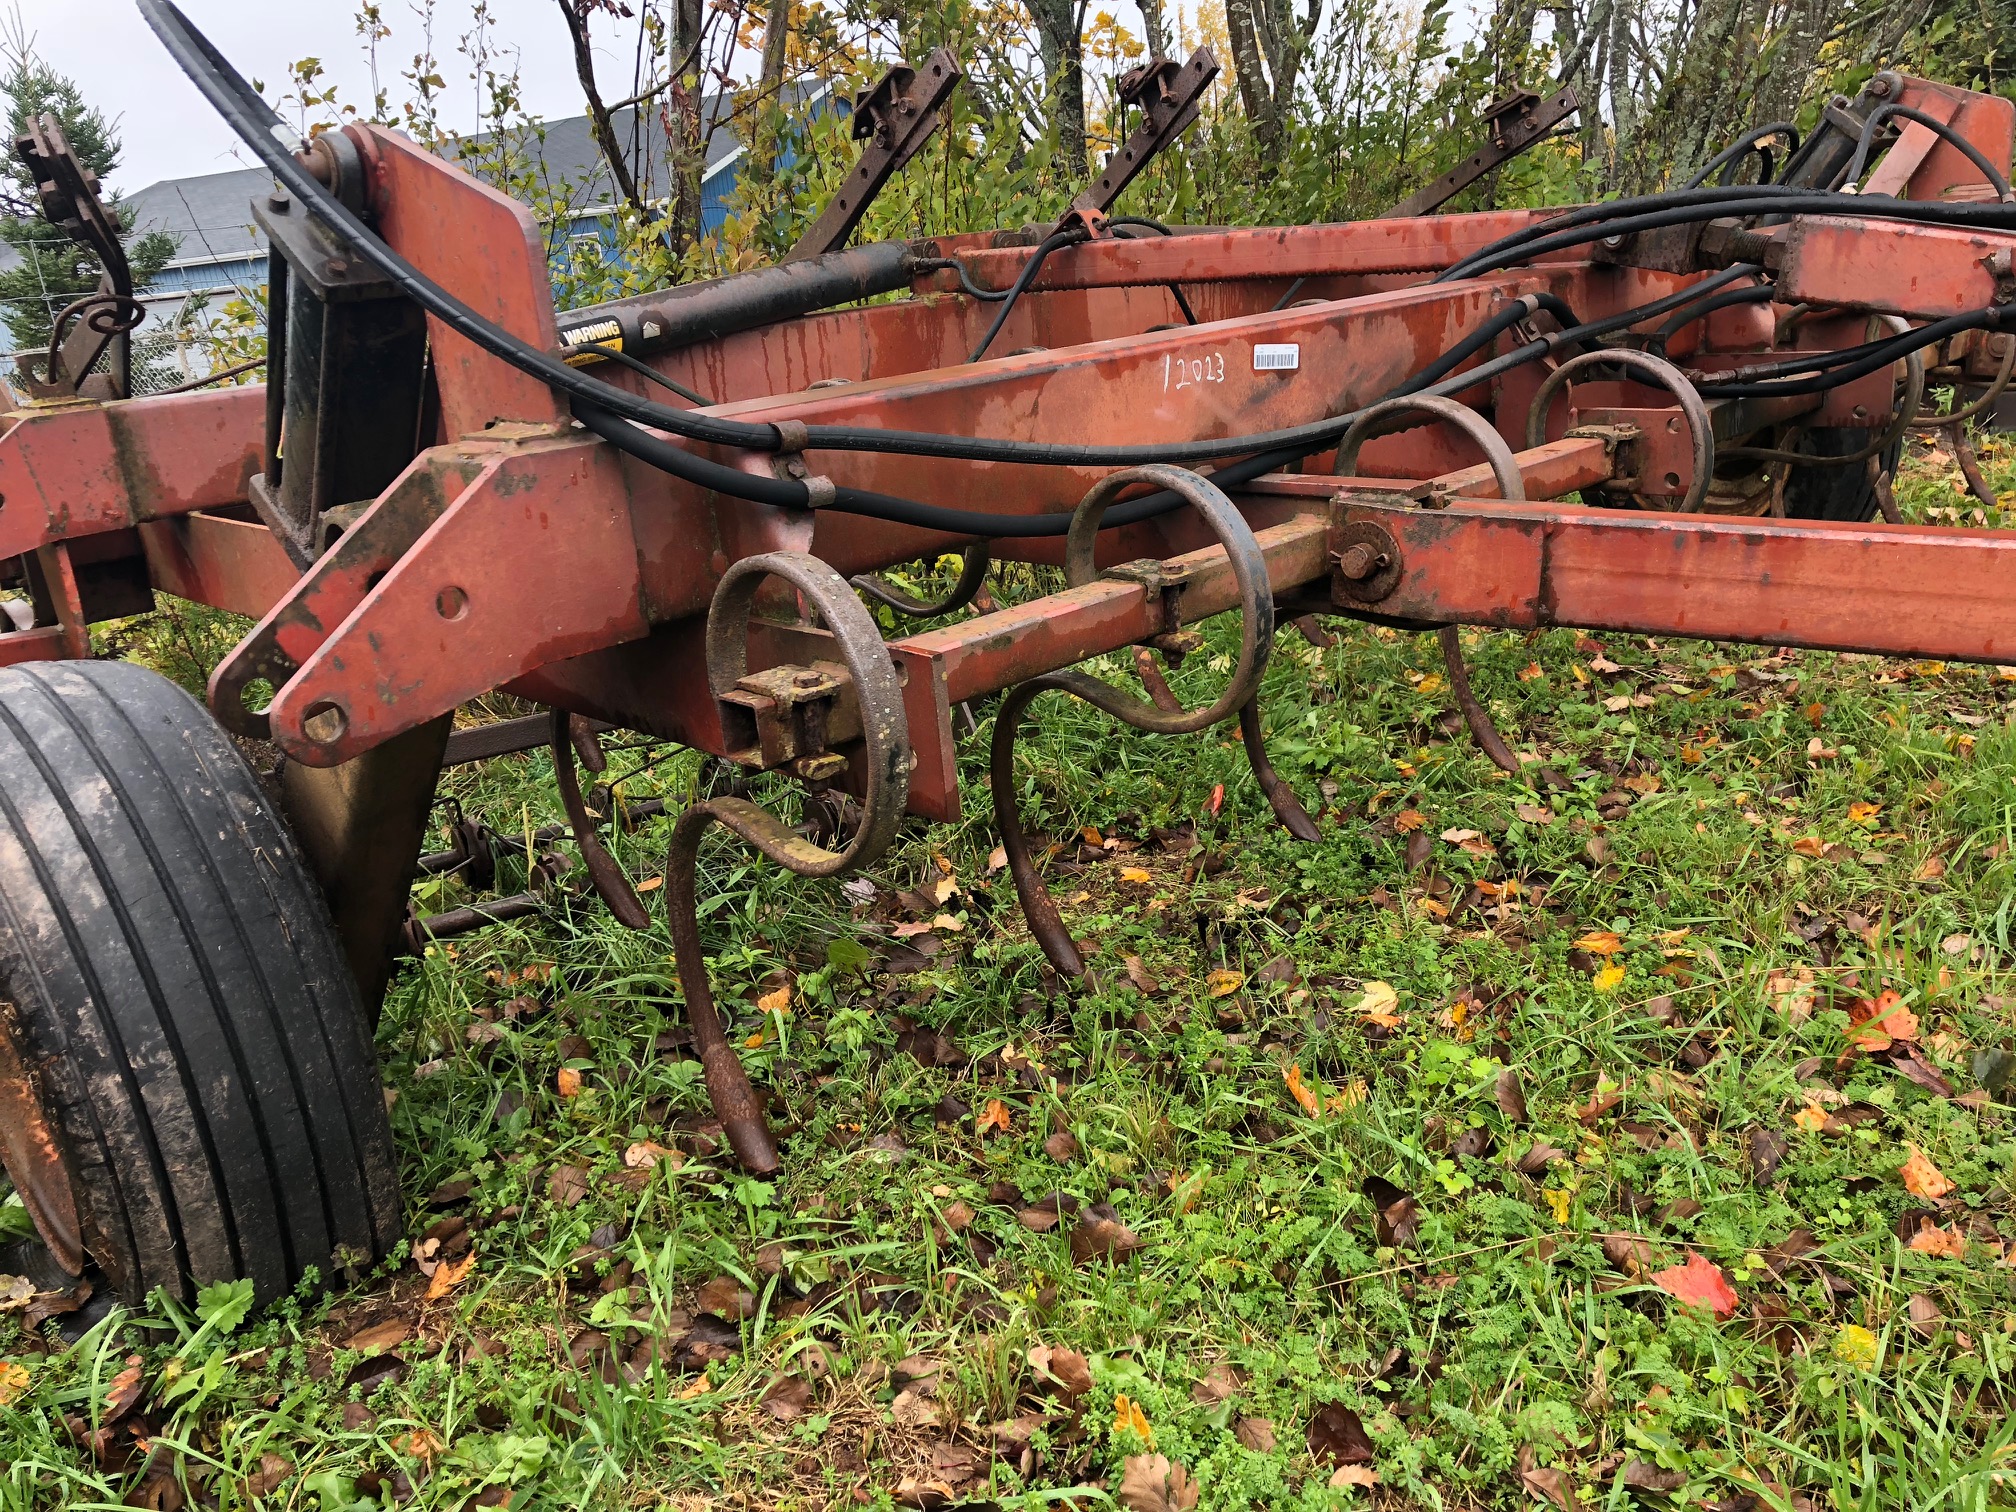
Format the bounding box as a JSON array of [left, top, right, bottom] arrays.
[[1329, 521, 1403, 604]]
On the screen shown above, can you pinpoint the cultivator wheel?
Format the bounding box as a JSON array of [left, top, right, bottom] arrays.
[[0, 662, 400, 1307]]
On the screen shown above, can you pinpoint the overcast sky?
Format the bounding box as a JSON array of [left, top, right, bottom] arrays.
[[21, 0, 626, 192]]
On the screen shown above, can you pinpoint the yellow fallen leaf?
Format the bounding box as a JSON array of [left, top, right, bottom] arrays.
[[743, 1028, 767, 1049], [555, 1067, 583, 1098], [1593, 963, 1626, 993], [1284, 1064, 1320, 1116], [1793, 1102, 1829, 1133], [1572, 931, 1623, 955], [0, 1360, 28, 1407], [930, 913, 965, 933], [1393, 809, 1427, 833], [1112, 1393, 1154, 1446], [425, 1250, 475, 1301], [1330, 1466, 1379, 1488], [1207, 969, 1245, 998], [635, 875, 663, 893], [1543, 1188, 1573, 1224], [677, 1373, 712, 1399], [1517, 662, 1545, 682], [1792, 836, 1826, 857], [1900, 1144, 1955, 1200], [1415, 673, 1446, 696], [757, 983, 792, 1015], [1356, 981, 1400, 1016], [1847, 801, 1882, 824], [976, 1099, 1013, 1137], [1120, 867, 1153, 885], [1325, 1078, 1369, 1112], [987, 845, 1008, 873], [1833, 1324, 1879, 1370]]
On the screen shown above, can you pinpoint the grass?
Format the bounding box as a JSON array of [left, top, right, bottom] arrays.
[[5, 432, 2016, 1511]]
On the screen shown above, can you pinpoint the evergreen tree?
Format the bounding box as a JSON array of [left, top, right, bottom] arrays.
[[0, 9, 175, 365]]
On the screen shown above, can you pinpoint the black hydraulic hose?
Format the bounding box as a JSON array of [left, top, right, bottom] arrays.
[[1436, 183, 2016, 285], [1844, 104, 2015, 201], [1395, 292, 1586, 395], [1650, 283, 1775, 349], [571, 342, 715, 406], [967, 228, 1087, 362], [1684, 123, 1800, 190], [1695, 307, 2009, 396], [1440, 191, 2016, 286], [574, 397, 1302, 536]]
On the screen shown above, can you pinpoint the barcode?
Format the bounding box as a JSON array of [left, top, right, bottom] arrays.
[[1253, 344, 1300, 371]]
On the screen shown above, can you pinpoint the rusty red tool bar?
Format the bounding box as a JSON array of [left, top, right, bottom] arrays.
[[0, 387, 262, 557], [1335, 497, 2016, 663]]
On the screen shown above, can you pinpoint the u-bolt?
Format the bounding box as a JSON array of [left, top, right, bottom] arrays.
[[992, 465, 1290, 979], [666, 551, 911, 1171], [1523, 347, 1714, 514], [1333, 394, 1528, 775]]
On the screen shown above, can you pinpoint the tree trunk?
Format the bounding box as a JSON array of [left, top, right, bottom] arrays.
[[555, 0, 646, 214], [666, 0, 705, 258], [1138, 0, 1172, 59], [759, 0, 790, 92], [1027, 0, 1087, 169]]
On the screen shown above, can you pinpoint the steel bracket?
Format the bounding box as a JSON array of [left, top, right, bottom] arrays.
[[784, 48, 963, 262], [1069, 48, 1219, 220], [1381, 85, 1581, 219]]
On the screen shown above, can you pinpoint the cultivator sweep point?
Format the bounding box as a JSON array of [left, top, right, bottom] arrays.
[[4, 0, 2016, 1304]]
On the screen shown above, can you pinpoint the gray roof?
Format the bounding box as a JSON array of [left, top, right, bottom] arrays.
[[122, 166, 268, 267], [100, 84, 831, 275]]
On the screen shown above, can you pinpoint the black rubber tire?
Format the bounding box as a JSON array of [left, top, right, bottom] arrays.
[[1780, 427, 1899, 522], [0, 660, 399, 1308]]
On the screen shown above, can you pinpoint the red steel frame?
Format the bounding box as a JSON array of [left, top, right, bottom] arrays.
[[2, 77, 2013, 849]]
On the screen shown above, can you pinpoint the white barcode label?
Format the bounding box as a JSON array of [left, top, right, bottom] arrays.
[[1253, 343, 1300, 371]]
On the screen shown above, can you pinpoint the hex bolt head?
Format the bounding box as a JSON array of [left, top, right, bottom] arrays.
[[793, 670, 824, 689]]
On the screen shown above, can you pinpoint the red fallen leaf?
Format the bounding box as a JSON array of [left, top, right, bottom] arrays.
[[1206, 784, 1225, 818], [1651, 1250, 1739, 1319]]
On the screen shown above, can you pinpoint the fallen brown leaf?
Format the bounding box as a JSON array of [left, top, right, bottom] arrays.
[[761, 1374, 812, 1420], [1521, 1464, 1580, 1511], [1306, 1402, 1375, 1465], [343, 1318, 412, 1353], [1495, 1067, 1528, 1123], [695, 1275, 757, 1320], [242, 1452, 294, 1499], [1027, 1343, 1093, 1399], [1235, 1417, 1277, 1453], [547, 1165, 590, 1208], [1116, 1454, 1199, 1512], [1190, 1361, 1244, 1405], [1069, 1203, 1144, 1264]]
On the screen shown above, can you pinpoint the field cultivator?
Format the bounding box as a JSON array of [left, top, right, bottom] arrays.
[[3, 0, 2016, 1308]]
